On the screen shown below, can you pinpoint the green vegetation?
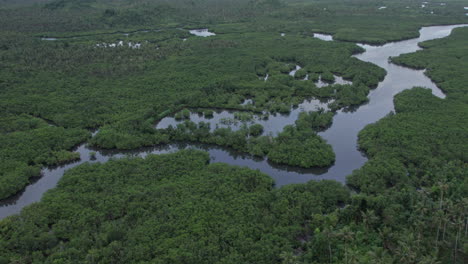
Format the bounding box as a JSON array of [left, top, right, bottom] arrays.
[[174, 109, 190, 120], [346, 26, 468, 263], [2, 0, 467, 43], [320, 72, 335, 83], [0, 20, 384, 152], [1, 0, 468, 263], [0, 114, 88, 199], [294, 68, 307, 80], [9, 0, 456, 197], [0, 150, 349, 263], [392, 26, 468, 101], [249, 123, 264, 136], [267, 125, 334, 168], [296, 109, 334, 131], [203, 109, 214, 118], [163, 109, 335, 167], [269, 109, 335, 168], [234, 111, 254, 122]]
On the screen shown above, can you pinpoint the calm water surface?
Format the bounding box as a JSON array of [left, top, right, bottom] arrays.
[[1, 24, 466, 219], [189, 29, 216, 37]]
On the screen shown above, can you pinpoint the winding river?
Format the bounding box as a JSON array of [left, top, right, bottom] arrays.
[[1, 24, 467, 219]]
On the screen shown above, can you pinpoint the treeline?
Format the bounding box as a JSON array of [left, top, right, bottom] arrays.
[[1, 0, 467, 44], [391, 26, 468, 101], [11, 30, 382, 148], [0, 114, 89, 199], [1, 1, 468, 262], [0, 150, 350, 263], [344, 26, 468, 263], [344, 87, 468, 263], [148, 109, 335, 168]]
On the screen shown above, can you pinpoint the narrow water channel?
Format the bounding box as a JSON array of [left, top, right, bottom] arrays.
[[1, 24, 466, 219]]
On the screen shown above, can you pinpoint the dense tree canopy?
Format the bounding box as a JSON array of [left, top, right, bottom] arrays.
[[0, 150, 349, 263], [0, 114, 88, 199], [350, 26, 468, 263], [0, 0, 468, 263]]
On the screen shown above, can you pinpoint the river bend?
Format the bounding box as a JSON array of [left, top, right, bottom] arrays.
[[1, 24, 466, 219]]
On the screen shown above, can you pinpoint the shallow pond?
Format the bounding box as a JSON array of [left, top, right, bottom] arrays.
[[313, 33, 333, 41], [2, 24, 467, 219], [156, 99, 331, 135], [315, 75, 352, 87], [189, 29, 216, 37], [289, 65, 301, 77]]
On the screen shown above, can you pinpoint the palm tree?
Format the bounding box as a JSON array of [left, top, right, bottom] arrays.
[[418, 255, 441, 264], [361, 210, 378, 230], [322, 226, 335, 263], [394, 232, 417, 263], [366, 248, 393, 264], [452, 214, 464, 263], [434, 210, 444, 250], [279, 251, 300, 264], [442, 199, 454, 242], [378, 226, 393, 250], [437, 181, 449, 210], [460, 198, 468, 237], [337, 226, 355, 264], [346, 246, 360, 264]]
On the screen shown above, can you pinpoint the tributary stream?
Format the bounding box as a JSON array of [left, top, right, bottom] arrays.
[[1, 24, 467, 219]]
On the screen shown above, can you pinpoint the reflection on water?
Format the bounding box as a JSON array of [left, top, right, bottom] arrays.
[[2, 24, 467, 219], [289, 65, 301, 77], [189, 29, 216, 37], [156, 99, 331, 135], [313, 33, 333, 41], [315, 75, 353, 88]]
